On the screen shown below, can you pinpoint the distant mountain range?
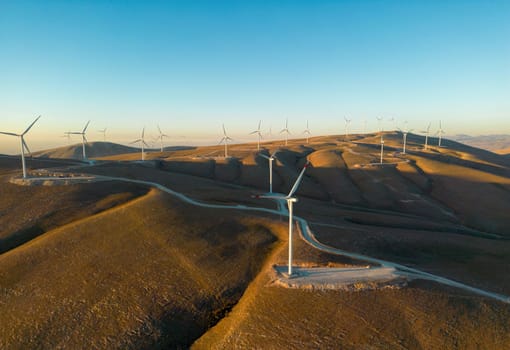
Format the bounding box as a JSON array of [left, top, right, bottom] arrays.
[[449, 134, 510, 154]]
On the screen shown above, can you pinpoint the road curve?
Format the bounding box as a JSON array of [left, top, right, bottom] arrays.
[[21, 174, 510, 304]]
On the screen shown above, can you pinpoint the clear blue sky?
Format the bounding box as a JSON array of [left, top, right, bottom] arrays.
[[1, 0, 509, 153]]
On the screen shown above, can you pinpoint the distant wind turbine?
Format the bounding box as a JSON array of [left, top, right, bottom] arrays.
[[421, 122, 431, 150], [279, 118, 291, 146], [380, 133, 384, 164], [156, 125, 169, 152], [344, 117, 352, 141], [253, 162, 310, 276], [98, 128, 107, 142], [397, 121, 413, 154], [0, 115, 41, 178], [250, 120, 263, 150], [259, 150, 279, 193], [219, 124, 233, 158], [131, 127, 149, 161], [66, 120, 90, 160], [302, 120, 311, 144], [388, 117, 396, 131], [376, 116, 384, 132], [436, 121, 445, 147], [62, 132, 72, 144]]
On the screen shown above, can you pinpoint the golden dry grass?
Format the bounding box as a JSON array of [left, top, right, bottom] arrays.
[[0, 189, 277, 349], [2, 132, 510, 348]]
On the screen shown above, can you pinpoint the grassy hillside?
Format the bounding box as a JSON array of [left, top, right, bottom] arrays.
[[0, 189, 278, 349]]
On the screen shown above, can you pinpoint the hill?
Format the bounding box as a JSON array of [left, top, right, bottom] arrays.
[[1, 132, 510, 348], [33, 141, 141, 160], [450, 134, 510, 153]]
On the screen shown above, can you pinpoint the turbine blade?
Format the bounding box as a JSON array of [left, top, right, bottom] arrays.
[[271, 150, 279, 158], [249, 130, 258, 135], [83, 135, 88, 143], [130, 139, 141, 144], [0, 131, 19, 136], [223, 124, 227, 136], [82, 120, 90, 133], [142, 127, 145, 139], [158, 124, 162, 134], [287, 162, 310, 197], [22, 138, 32, 156], [258, 120, 261, 130], [259, 154, 270, 160], [22, 115, 41, 135]]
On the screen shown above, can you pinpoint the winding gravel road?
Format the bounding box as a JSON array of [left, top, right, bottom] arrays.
[[22, 173, 510, 304]]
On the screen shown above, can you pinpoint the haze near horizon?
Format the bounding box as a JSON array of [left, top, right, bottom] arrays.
[[1, 0, 509, 154]]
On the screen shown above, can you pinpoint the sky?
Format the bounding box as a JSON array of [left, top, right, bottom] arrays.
[[1, 0, 509, 154]]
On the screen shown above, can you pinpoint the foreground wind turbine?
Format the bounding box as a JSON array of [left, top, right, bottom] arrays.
[[254, 162, 310, 276], [279, 118, 291, 146], [259, 150, 279, 193], [397, 122, 413, 154], [421, 122, 431, 150], [302, 120, 311, 144], [66, 120, 90, 160], [0, 115, 41, 178], [131, 127, 149, 161], [98, 128, 107, 142], [436, 121, 445, 147], [250, 120, 263, 150], [344, 117, 352, 141], [156, 125, 169, 152], [219, 124, 233, 158]]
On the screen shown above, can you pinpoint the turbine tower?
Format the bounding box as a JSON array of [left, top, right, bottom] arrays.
[[253, 162, 310, 276], [0, 115, 41, 178], [437, 121, 445, 147], [376, 116, 384, 132], [249, 120, 263, 150], [66, 120, 90, 160], [98, 128, 107, 142], [279, 118, 291, 146], [131, 127, 149, 161], [397, 121, 413, 154], [259, 150, 279, 193], [156, 125, 169, 152], [219, 124, 233, 158], [380, 134, 384, 164], [302, 120, 311, 144], [421, 122, 431, 150], [344, 117, 352, 141]]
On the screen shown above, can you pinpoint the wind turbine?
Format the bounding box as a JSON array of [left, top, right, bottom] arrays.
[[253, 162, 310, 276], [98, 128, 107, 142], [436, 121, 445, 147], [62, 132, 72, 144], [380, 133, 384, 164], [397, 122, 413, 154], [219, 124, 233, 158], [376, 116, 384, 132], [156, 125, 169, 152], [250, 120, 263, 150], [279, 118, 291, 146], [388, 117, 396, 131], [131, 127, 149, 161], [66, 120, 90, 160], [421, 122, 431, 150], [344, 117, 352, 141], [259, 150, 279, 193], [0, 115, 41, 178], [302, 120, 311, 144]]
